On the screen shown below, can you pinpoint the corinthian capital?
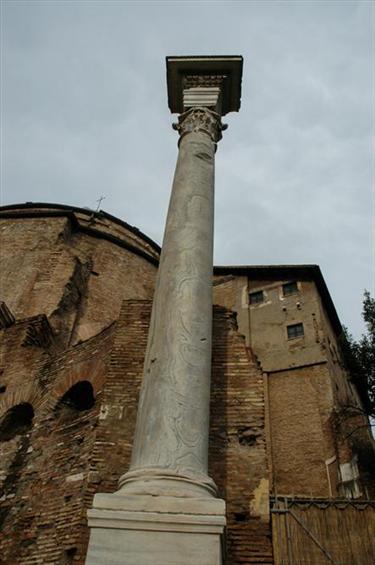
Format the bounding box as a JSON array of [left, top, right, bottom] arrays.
[[173, 107, 227, 144]]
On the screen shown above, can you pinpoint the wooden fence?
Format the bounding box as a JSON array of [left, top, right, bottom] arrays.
[[271, 497, 375, 565]]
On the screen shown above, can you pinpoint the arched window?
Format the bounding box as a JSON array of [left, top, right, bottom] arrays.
[[55, 381, 95, 414], [0, 403, 34, 442]]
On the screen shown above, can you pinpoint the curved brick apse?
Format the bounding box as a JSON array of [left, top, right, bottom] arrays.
[[0, 204, 373, 565]]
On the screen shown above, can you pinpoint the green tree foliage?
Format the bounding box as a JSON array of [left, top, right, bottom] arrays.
[[341, 291, 375, 417]]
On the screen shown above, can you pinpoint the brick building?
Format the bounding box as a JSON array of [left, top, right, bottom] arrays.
[[0, 202, 374, 564]]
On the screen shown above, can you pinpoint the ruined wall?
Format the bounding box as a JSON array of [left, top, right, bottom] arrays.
[[210, 307, 272, 564], [0, 208, 157, 346], [0, 318, 114, 564], [1, 208, 373, 564], [0, 300, 272, 564], [0, 209, 271, 563], [65, 233, 156, 345], [0, 206, 159, 563], [213, 271, 375, 500], [0, 217, 71, 322]]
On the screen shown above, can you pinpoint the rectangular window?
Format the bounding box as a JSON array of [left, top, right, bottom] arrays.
[[282, 281, 298, 296], [287, 323, 304, 339], [249, 290, 264, 305]]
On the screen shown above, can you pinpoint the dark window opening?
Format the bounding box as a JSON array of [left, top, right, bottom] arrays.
[[0, 385, 6, 393], [249, 290, 264, 305], [234, 511, 249, 522], [283, 281, 298, 296], [56, 381, 95, 413], [287, 323, 304, 339], [60, 547, 77, 564], [237, 426, 258, 446], [0, 403, 34, 441]]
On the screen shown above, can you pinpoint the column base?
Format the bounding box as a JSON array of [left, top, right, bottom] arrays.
[[85, 493, 226, 565], [119, 467, 218, 498]]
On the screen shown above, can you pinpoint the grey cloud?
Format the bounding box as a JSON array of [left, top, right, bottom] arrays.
[[1, 0, 373, 338]]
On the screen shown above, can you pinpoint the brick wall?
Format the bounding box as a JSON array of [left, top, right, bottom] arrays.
[[4, 210, 373, 563], [267, 364, 336, 497], [0, 317, 115, 564], [213, 271, 375, 501], [0, 214, 157, 348], [0, 217, 71, 321], [0, 300, 272, 564], [210, 307, 272, 564]]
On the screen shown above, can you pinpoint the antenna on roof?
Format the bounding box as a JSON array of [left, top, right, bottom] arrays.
[[95, 195, 106, 212]]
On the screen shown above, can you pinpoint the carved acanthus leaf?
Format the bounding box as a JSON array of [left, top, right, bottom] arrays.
[[173, 107, 227, 144]]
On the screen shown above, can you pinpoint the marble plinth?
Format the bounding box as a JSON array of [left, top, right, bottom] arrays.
[[85, 494, 226, 565]]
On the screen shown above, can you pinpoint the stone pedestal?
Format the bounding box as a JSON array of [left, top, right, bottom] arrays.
[[86, 494, 225, 565]]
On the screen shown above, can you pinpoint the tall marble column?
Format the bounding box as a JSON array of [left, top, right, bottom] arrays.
[[119, 107, 224, 499], [86, 56, 243, 565]]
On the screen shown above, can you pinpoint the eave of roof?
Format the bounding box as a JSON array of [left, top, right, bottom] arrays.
[[0, 202, 161, 253]]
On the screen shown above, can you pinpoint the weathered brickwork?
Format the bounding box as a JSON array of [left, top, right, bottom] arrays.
[[210, 307, 272, 564], [214, 268, 375, 500], [267, 364, 336, 497], [0, 207, 157, 348], [68, 234, 156, 345], [0, 319, 115, 564], [1, 207, 374, 564], [0, 300, 271, 564], [0, 217, 71, 322], [88, 300, 152, 496], [213, 275, 238, 311]]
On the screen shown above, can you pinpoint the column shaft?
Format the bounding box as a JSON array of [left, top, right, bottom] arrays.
[[120, 116, 219, 497]]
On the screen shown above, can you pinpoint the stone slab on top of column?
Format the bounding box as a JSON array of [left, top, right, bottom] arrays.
[[166, 55, 243, 115]]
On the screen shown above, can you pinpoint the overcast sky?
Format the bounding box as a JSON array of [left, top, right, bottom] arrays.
[[1, 0, 374, 338]]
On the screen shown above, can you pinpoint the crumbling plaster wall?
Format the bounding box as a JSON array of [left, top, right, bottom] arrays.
[[214, 276, 329, 370]]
